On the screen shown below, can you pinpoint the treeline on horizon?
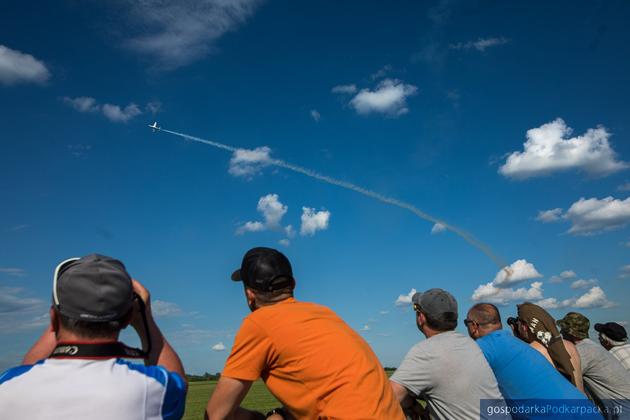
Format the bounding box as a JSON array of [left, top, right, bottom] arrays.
[[186, 367, 397, 382]]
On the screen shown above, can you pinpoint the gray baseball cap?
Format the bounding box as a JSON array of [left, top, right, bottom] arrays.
[[53, 254, 134, 322], [412, 288, 458, 323]]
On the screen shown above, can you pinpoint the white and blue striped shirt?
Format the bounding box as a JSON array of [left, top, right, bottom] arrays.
[[0, 358, 186, 419]]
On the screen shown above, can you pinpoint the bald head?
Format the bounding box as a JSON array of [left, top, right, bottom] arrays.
[[466, 303, 502, 338]]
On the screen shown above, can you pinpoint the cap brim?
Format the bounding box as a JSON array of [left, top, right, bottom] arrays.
[[593, 323, 605, 332], [231, 269, 242, 281]]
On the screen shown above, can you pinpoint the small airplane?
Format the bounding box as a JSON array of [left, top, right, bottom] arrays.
[[148, 122, 160, 132]]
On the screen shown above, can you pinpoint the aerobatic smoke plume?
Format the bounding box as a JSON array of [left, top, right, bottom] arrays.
[[158, 127, 509, 272]]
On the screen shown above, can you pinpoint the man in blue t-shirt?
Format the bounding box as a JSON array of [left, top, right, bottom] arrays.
[[466, 303, 599, 419]]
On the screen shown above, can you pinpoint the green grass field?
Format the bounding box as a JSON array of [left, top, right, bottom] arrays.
[[183, 380, 279, 420]]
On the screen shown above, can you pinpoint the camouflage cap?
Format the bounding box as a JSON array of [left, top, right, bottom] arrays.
[[556, 312, 590, 340]]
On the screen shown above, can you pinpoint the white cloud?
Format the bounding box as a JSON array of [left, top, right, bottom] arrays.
[[300, 207, 330, 236], [493, 259, 542, 287], [573, 286, 616, 309], [472, 281, 544, 305], [499, 119, 628, 179], [211, 342, 226, 351], [620, 265, 630, 279], [570, 279, 598, 289], [535, 297, 573, 310], [379, 310, 389, 315], [536, 208, 563, 223], [310, 110, 320, 122], [550, 270, 577, 283], [395, 288, 417, 307], [370, 65, 392, 80], [278, 238, 290, 247], [0, 268, 26, 277], [237, 194, 287, 234], [102, 103, 142, 123], [0, 45, 50, 85], [122, 0, 262, 70], [350, 79, 418, 116], [450, 37, 509, 52], [236, 221, 265, 235], [331, 84, 357, 94], [564, 196, 630, 235], [62, 96, 99, 113], [431, 223, 446, 234], [360, 324, 370, 331], [152, 300, 183, 317], [228, 146, 272, 178], [63, 96, 144, 123]]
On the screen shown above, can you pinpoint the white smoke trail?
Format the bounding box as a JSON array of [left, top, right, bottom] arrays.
[[159, 127, 509, 271]]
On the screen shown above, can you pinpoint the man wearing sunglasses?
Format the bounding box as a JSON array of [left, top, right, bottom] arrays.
[[389, 289, 504, 420], [0, 254, 187, 420], [465, 303, 595, 417]]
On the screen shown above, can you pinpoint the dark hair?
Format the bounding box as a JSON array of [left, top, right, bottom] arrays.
[[422, 310, 457, 331], [58, 312, 126, 339], [469, 303, 502, 326], [249, 285, 294, 306]]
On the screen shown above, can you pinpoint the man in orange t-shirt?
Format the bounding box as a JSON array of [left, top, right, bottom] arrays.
[[206, 247, 404, 420]]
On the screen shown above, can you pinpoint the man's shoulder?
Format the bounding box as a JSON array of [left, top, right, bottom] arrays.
[[114, 359, 186, 388], [0, 359, 46, 386]]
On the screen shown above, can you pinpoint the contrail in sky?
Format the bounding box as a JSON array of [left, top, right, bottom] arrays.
[[158, 127, 509, 271]]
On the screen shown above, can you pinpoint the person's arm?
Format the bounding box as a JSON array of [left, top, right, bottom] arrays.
[[22, 318, 56, 365], [130, 280, 186, 384], [390, 381, 423, 420], [205, 376, 265, 420], [563, 339, 584, 393]]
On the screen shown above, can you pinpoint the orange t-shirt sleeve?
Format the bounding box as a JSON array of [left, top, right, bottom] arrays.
[[222, 317, 273, 381]]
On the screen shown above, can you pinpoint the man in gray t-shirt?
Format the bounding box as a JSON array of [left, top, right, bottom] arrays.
[[390, 289, 505, 420], [558, 312, 630, 420]]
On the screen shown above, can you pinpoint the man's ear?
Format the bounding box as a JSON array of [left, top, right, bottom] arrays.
[[245, 288, 256, 302], [50, 307, 60, 334]]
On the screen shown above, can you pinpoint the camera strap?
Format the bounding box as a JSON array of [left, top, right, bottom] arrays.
[[50, 297, 152, 360], [50, 341, 147, 359]]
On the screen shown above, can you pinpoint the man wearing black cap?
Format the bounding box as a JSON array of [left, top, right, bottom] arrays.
[[390, 289, 505, 420], [0, 254, 187, 420], [206, 247, 404, 420], [595, 322, 630, 371]]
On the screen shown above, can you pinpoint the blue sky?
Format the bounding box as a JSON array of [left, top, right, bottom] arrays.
[[1, 0, 630, 374]]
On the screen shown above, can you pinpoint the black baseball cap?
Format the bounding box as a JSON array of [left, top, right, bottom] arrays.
[[231, 247, 295, 292], [594, 322, 628, 341], [53, 254, 134, 322], [412, 288, 458, 323]]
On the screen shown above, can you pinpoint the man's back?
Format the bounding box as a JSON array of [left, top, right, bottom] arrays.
[[0, 358, 186, 420], [577, 339, 630, 400], [222, 298, 403, 419], [610, 343, 630, 371], [390, 331, 503, 420], [477, 329, 587, 401]]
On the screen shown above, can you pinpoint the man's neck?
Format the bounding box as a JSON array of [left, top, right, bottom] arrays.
[[56, 330, 119, 343]]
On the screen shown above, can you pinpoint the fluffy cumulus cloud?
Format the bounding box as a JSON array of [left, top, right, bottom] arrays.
[[62, 96, 144, 123], [350, 79, 418, 116], [564, 196, 630, 235], [450, 37, 509, 52], [300, 207, 330, 236], [499, 119, 627, 179], [331, 84, 357, 94], [431, 223, 446, 234], [536, 208, 563, 223], [493, 259, 542, 287], [395, 288, 417, 306], [228, 146, 272, 178], [0, 45, 50, 85], [570, 279, 598, 289], [211, 342, 226, 351], [573, 287, 616, 309], [152, 300, 183, 317], [237, 194, 287, 234], [550, 270, 577, 283], [472, 281, 544, 305], [121, 0, 263, 70]]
